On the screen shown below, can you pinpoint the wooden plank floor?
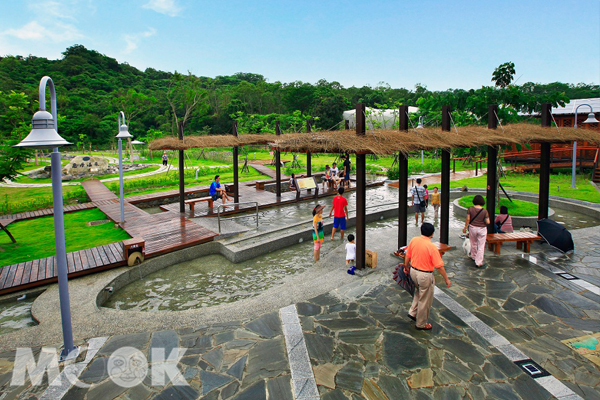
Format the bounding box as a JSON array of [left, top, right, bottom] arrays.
[[0, 180, 217, 295]]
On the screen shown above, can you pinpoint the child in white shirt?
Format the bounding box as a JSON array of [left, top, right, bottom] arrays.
[[345, 234, 356, 265]]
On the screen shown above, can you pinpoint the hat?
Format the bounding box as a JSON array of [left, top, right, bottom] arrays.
[[314, 204, 326, 213]]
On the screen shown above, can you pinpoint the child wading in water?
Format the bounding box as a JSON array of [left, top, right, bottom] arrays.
[[312, 204, 326, 262]]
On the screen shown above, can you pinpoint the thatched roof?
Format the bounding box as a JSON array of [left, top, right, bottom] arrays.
[[149, 124, 600, 154], [148, 134, 277, 151]]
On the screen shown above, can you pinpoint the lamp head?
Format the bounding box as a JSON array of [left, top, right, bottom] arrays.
[[116, 123, 133, 139], [583, 112, 599, 124], [416, 116, 424, 129], [14, 110, 71, 149]]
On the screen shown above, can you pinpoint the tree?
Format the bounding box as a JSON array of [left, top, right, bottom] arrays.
[[0, 91, 31, 180], [166, 72, 207, 134], [492, 62, 516, 88]]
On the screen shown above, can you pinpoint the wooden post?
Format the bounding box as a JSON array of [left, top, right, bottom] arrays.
[[276, 121, 282, 198], [440, 106, 451, 245], [178, 121, 185, 213], [539, 104, 551, 220], [398, 105, 409, 249], [233, 121, 239, 204], [487, 105, 498, 234], [356, 103, 366, 269], [306, 121, 312, 193]]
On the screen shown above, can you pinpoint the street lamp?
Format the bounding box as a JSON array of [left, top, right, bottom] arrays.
[[416, 116, 425, 172], [571, 104, 599, 188], [116, 112, 132, 224], [14, 76, 78, 361]]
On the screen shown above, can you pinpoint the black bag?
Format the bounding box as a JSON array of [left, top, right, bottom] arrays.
[[393, 264, 415, 297], [415, 188, 426, 208], [495, 215, 509, 233]]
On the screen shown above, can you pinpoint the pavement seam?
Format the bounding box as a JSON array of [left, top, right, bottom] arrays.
[[279, 304, 319, 400], [39, 336, 108, 400], [524, 254, 600, 297], [433, 287, 583, 400]]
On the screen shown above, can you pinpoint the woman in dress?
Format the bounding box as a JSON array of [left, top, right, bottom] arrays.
[[462, 195, 490, 268]]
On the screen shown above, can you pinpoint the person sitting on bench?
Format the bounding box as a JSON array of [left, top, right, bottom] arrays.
[[210, 175, 231, 204], [494, 205, 514, 233]]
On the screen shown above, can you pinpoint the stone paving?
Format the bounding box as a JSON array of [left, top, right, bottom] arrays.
[[0, 227, 599, 398]]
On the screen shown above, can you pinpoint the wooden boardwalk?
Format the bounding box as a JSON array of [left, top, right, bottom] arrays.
[[0, 180, 217, 295]]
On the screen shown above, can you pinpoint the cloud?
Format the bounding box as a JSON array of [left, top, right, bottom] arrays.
[[4, 20, 83, 43], [123, 28, 157, 54], [142, 0, 181, 17]]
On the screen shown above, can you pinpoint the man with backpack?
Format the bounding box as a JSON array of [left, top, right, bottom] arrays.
[[411, 178, 427, 224]]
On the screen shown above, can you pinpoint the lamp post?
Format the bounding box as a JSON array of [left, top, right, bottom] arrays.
[[571, 104, 599, 188], [417, 116, 425, 173], [116, 112, 133, 224], [14, 76, 78, 361]]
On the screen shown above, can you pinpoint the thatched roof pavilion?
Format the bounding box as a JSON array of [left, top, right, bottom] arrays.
[[149, 124, 599, 154]]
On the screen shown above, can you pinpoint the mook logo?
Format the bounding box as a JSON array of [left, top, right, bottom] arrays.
[[11, 346, 189, 388]]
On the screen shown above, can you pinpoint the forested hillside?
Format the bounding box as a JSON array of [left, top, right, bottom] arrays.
[[0, 44, 597, 148]]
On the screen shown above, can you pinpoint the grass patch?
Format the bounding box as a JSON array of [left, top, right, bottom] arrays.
[[450, 172, 600, 203], [0, 186, 89, 215], [0, 208, 131, 267], [458, 195, 538, 216]]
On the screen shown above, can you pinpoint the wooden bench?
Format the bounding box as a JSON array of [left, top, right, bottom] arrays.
[[185, 197, 213, 212], [486, 232, 541, 255], [0, 219, 16, 244], [396, 242, 453, 260]]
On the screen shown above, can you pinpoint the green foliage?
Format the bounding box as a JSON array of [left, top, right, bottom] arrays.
[[458, 195, 538, 217], [0, 186, 88, 215], [491, 62, 516, 88], [0, 208, 131, 267]]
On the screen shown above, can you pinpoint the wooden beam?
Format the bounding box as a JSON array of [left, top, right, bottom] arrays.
[[355, 103, 366, 269], [276, 121, 282, 197], [178, 121, 185, 213], [398, 105, 409, 248], [539, 103, 551, 220], [440, 105, 451, 245], [233, 121, 239, 204], [487, 105, 498, 234]]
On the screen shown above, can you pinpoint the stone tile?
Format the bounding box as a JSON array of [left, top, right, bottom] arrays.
[[338, 330, 382, 345], [433, 385, 465, 400], [199, 370, 234, 395], [487, 354, 522, 378], [233, 329, 262, 340], [267, 375, 293, 400], [309, 293, 340, 306], [226, 355, 247, 380], [98, 332, 150, 356], [512, 374, 553, 400], [244, 312, 282, 339], [334, 361, 364, 393], [304, 333, 334, 362], [293, 376, 319, 398], [361, 378, 389, 400], [86, 379, 127, 400], [153, 384, 199, 400], [313, 363, 342, 389], [79, 357, 109, 383], [149, 330, 179, 363], [215, 331, 235, 345], [202, 347, 224, 371], [296, 302, 322, 316], [407, 368, 434, 389], [382, 332, 428, 372], [322, 389, 349, 400], [244, 338, 288, 385], [482, 382, 520, 400], [317, 318, 372, 330], [221, 381, 240, 399], [233, 380, 266, 400], [436, 338, 485, 365]]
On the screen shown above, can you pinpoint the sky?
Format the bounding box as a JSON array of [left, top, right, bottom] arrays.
[[0, 0, 599, 91]]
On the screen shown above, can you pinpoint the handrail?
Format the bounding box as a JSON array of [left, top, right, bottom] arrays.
[[216, 201, 259, 233]]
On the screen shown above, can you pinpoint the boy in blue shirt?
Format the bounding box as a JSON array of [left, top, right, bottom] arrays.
[[210, 175, 231, 204]]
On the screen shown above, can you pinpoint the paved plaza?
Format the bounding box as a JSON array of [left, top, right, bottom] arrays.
[[0, 220, 599, 399]]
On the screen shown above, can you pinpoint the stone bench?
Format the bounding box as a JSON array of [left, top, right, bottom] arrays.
[[486, 232, 541, 255]]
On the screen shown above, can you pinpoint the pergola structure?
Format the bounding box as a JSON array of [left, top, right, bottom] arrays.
[[150, 103, 599, 269]]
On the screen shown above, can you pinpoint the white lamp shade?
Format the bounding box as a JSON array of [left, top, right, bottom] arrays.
[[583, 113, 599, 124], [131, 140, 145, 145], [14, 110, 71, 149], [116, 123, 133, 139]]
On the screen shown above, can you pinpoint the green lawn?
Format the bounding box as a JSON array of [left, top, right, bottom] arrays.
[[458, 195, 538, 216], [14, 165, 160, 184], [0, 209, 131, 267], [0, 186, 88, 215], [450, 172, 600, 203]]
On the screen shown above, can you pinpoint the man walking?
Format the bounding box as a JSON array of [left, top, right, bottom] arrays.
[[411, 178, 427, 224], [329, 187, 349, 240], [342, 154, 352, 188], [404, 223, 451, 330]]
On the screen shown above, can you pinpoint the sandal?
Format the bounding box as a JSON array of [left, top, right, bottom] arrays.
[[393, 251, 401, 257], [416, 323, 432, 330], [407, 314, 416, 321]]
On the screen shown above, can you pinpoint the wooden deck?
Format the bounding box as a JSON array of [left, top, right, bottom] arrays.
[[0, 180, 217, 295]]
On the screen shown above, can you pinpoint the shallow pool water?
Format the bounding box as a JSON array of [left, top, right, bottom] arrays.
[[105, 240, 316, 311], [0, 297, 37, 335]]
